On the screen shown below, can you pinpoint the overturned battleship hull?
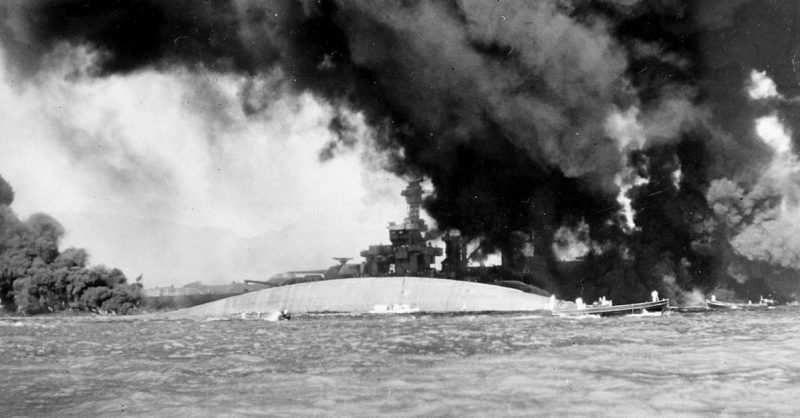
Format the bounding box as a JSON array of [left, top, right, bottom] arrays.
[[162, 277, 555, 318]]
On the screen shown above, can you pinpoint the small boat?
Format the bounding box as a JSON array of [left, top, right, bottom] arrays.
[[369, 303, 420, 314], [705, 299, 769, 310], [553, 299, 670, 317]]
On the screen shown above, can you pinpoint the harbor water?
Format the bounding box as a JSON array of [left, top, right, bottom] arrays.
[[2, 308, 800, 417]]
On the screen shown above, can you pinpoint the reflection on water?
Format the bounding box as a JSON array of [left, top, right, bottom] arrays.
[[2, 309, 800, 416]]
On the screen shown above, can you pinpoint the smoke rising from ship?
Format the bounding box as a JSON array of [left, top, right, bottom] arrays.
[[2, 0, 800, 302]]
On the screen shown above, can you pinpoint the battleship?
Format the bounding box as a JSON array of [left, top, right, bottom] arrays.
[[165, 181, 558, 318]]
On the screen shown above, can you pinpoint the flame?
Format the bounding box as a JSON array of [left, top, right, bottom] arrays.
[[615, 169, 648, 232], [747, 70, 782, 100]]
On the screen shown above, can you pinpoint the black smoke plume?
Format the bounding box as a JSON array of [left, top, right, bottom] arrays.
[[3, 0, 800, 303], [0, 175, 142, 314]]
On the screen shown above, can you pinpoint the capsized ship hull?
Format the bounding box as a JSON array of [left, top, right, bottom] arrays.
[[162, 276, 556, 318]]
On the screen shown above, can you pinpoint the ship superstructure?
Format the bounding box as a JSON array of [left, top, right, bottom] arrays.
[[256, 180, 544, 295], [360, 180, 443, 276]]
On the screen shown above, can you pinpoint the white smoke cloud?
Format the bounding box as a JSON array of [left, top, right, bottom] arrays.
[[552, 220, 594, 261], [725, 102, 800, 271], [755, 115, 793, 156], [606, 106, 646, 152], [0, 44, 409, 285]]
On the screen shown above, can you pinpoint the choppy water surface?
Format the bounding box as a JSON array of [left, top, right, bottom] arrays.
[[2, 309, 800, 417]]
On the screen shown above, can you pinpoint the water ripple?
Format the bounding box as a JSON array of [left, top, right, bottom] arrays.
[[2, 308, 800, 416]]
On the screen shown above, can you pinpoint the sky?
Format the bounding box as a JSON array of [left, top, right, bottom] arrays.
[[0, 43, 409, 287]]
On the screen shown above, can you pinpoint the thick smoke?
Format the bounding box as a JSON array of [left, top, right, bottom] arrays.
[[3, 0, 800, 303], [0, 175, 142, 314]]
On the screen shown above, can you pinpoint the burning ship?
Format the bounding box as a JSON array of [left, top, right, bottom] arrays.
[[7, 1, 800, 315], [167, 181, 557, 317], [246, 180, 550, 292]]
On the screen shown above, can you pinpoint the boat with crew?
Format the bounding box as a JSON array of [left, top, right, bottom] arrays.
[[553, 299, 669, 317], [553, 291, 669, 317], [705, 295, 774, 310]]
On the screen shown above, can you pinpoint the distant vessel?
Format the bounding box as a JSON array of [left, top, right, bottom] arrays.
[[705, 295, 774, 310], [706, 298, 771, 310], [369, 304, 421, 314]]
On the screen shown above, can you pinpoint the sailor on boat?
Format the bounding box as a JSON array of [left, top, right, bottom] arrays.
[[592, 296, 612, 307], [555, 290, 668, 316], [279, 309, 291, 321]]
